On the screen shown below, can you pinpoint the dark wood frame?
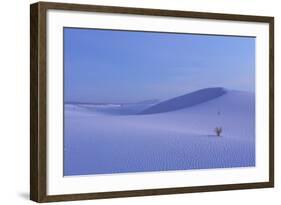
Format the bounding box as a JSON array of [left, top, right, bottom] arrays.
[[30, 1, 274, 203]]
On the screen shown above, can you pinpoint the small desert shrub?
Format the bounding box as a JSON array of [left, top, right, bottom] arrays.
[[214, 127, 222, 136]]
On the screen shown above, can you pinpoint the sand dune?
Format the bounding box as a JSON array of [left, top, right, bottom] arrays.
[[139, 87, 226, 114], [64, 88, 255, 176]]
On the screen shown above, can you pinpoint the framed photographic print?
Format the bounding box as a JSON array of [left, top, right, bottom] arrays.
[[30, 1, 274, 202]]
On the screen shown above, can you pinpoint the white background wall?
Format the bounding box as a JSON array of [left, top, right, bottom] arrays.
[[0, 0, 279, 204]]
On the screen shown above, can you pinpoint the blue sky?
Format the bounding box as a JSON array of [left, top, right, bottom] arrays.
[[64, 28, 255, 103]]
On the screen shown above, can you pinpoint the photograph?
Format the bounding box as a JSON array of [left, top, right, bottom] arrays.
[[63, 28, 256, 176], [29, 2, 274, 202]]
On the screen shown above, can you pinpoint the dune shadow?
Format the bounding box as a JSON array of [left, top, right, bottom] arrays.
[[139, 87, 226, 114]]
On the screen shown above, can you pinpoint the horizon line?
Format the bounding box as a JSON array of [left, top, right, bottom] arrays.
[[64, 87, 255, 104]]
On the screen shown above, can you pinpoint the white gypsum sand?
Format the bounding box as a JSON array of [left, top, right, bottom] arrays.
[[64, 88, 255, 176]]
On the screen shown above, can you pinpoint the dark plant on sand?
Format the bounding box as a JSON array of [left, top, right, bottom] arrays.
[[214, 127, 222, 136]]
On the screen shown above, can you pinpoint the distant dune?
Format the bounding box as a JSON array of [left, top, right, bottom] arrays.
[[139, 87, 227, 114]]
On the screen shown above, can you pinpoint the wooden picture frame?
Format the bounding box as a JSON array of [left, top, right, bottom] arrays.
[[30, 1, 274, 202]]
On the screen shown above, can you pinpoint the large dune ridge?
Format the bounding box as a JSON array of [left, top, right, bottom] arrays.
[[64, 87, 255, 176], [139, 87, 227, 114]]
